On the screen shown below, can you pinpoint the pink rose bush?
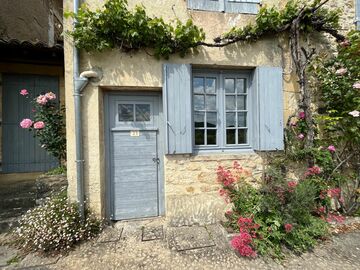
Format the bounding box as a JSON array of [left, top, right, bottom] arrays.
[[18, 89, 66, 162]]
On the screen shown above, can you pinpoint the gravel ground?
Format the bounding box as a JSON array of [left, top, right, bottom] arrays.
[[2, 219, 360, 270]]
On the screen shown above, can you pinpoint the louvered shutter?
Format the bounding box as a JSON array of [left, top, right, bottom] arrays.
[[163, 64, 193, 154], [225, 0, 260, 14], [252, 66, 284, 151], [187, 0, 224, 12]]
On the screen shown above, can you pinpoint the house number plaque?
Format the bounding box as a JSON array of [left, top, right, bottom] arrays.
[[130, 130, 140, 137]]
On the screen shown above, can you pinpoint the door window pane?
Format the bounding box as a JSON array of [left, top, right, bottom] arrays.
[[135, 104, 151, 121], [194, 95, 205, 110], [193, 77, 204, 94], [226, 129, 236, 144], [195, 129, 205, 145], [226, 96, 236, 110], [206, 78, 216, 94], [194, 112, 205, 128], [207, 129, 217, 145], [225, 78, 235, 93], [119, 104, 134, 121]]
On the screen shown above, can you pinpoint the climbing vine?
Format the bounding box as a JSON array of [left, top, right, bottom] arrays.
[[67, 0, 350, 158]]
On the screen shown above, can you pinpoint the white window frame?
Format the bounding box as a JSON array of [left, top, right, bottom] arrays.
[[192, 69, 253, 153]]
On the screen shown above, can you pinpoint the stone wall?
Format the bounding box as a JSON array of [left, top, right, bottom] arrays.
[[165, 153, 264, 225]]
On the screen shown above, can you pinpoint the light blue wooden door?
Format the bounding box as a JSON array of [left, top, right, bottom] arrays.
[[2, 74, 59, 173], [108, 94, 161, 220]]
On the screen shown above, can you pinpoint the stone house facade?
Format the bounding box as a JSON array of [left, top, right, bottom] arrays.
[[64, 0, 358, 225]]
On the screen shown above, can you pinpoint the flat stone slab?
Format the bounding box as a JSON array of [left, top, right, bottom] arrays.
[[168, 226, 215, 251], [0, 245, 19, 267], [142, 225, 164, 241], [97, 227, 123, 243], [18, 253, 59, 268]]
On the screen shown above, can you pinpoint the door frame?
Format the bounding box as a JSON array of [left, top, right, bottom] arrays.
[[104, 91, 165, 220]]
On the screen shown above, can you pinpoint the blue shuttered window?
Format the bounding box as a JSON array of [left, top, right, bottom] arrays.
[[188, 0, 260, 14], [356, 0, 360, 30], [253, 66, 284, 151], [163, 65, 284, 154], [163, 64, 193, 154]]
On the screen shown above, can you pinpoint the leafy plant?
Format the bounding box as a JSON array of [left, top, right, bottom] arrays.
[[15, 191, 102, 254], [19, 90, 66, 163]]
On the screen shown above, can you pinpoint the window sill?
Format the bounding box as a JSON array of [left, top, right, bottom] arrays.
[[193, 147, 256, 156]]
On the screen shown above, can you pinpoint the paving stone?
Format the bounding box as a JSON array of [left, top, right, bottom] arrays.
[[168, 226, 215, 251], [142, 225, 164, 241], [97, 227, 123, 243], [0, 246, 19, 267]]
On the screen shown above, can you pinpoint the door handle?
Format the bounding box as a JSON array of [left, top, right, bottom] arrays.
[[152, 158, 160, 164]]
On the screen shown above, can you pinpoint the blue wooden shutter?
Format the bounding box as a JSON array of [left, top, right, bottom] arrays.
[[225, 0, 260, 14], [252, 67, 284, 151], [356, 0, 360, 30], [188, 0, 224, 12], [163, 64, 193, 154]]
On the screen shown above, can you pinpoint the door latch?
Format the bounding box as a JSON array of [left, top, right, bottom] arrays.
[[152, 158, 160, 164]]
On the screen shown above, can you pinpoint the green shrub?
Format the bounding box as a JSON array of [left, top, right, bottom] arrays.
[[15, 192, 102, 254]]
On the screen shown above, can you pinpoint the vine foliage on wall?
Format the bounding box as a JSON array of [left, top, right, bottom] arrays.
[[66, 0, 349, 160]]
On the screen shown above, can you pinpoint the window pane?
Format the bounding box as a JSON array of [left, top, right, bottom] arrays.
[[225, 78, 235, 93], [206, 77, 216, 94], [119, 104, 134, 121], [236, 79, 246, 93], [206, 112, 217, 128], [193, 77, 204, 94], [226, 129, 236, 144], [238, 112, 247, 127], [207, 129, 217, 145], [238, 129, 247, 144], [194, 112, 205, 128], [226, 112, 236, 128], [206, 95, 216, 110], [194, 95, 205, 110], [226, 95, 236, 110], [195, 129, 205, 145], [237, 95, 246, 110], [135, 104, 151, 121]]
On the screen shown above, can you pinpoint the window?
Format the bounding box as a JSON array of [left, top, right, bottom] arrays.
[[193, 70, 251, 150], [118, 103, 151, 123], [187, 0, 261, 14]]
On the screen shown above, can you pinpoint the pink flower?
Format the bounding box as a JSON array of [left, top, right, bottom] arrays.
[[327, 145, 336, 152], [33, 121, 45, 129], [317, 206, 326, 214], [305, 166, 321, 177], [20, 118, 33, 129], [298, 111, 305, 119], [45, 92, 56, 100], [287, 181, 298, 191], [327, 188, 341, 198], [339, 40, 350, 47], [335, 68, 347, 76], [284, 223, 293, 233], [353, 82, 360, 89], [36, 95, 48, 105], [231, 233, 257, 258], [20, 89, 29, 96], [297, 133, 305, 140], [348, 110, 360, 117], [290, 121, 297, 127]]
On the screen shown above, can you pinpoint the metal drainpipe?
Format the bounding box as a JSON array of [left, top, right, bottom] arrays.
[[73, 0, 89, 220]]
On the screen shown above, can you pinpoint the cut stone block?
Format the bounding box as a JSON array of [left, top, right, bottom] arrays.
[[97, 227, 123, 243], [142, 225, 164, 241], [168, 226, 215, 251]]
